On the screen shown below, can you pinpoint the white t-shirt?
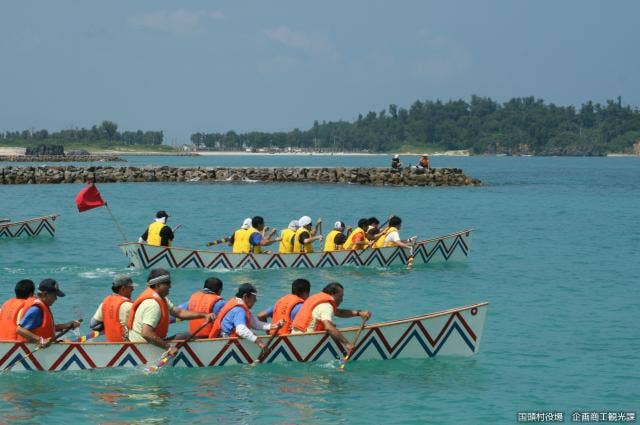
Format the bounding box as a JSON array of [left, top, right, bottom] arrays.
[[128, 297, 174, 342], [292, 302, 334, 333], [384, 230, 401, 246]]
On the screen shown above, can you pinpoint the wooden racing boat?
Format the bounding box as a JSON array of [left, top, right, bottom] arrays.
[[118, 229, 472, 270], [0, 302, 487, 371], [0, 214, 60, 238]]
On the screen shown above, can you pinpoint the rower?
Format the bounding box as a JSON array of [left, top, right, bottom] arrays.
[[246, 216, 278, 253], [16, 279, 81, 347], [139, 210, 174, 247], [372, 215, 416, 249], [344, 218, 369, 250], [90, 275, 138, 342], [257, 278, 310, 335], [293, 216, 323, 253], [208, 283, 282, 349], [291, 282, 371, 352], [127, 268, 214, 356], [0, 279, 36, 341], [185, 277, 226, 338], [230, 218, 252, 253], [323, 221, 348, 252], [278, 220, 298, 253]]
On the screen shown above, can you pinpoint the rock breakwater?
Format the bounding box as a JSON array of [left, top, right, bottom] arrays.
[[0, 155, 125, 162], [0, 166, 481, 186]]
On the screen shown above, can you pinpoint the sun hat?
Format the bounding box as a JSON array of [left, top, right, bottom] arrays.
[[241, 218, 252, 229], [112, 274, 138, 288], [298, 216, 312, 227]]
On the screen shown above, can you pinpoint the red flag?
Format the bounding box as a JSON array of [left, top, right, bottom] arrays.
[[75, 182, 106, 212]]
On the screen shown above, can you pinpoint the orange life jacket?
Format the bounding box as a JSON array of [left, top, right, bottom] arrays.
[[101, 294, 131, 342], [0, 297, 32, 340], [128, 287, 169, 338], [187, 291, 222, 337], [16, 298, 55, 340], [208, 298, 251, 338], [271, 294, 304, 335], [291, 292, 336, 332]]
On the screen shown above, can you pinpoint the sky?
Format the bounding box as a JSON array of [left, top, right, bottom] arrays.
[[1, 1, 638, 144]]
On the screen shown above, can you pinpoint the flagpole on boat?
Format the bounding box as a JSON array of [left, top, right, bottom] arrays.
[[104, 203, 129, 242]]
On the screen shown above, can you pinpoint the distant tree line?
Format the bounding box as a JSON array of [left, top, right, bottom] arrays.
[[192, 96, 640, 155], [0, 121, 163, 147]]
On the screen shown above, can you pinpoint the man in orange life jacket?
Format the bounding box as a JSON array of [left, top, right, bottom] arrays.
[[128, 268, 214, 356], [15, 279, 81, 347], [179, 277, 226, 339], [139, 210, 175, 247], [89, 275, 138, 342], [0, 279, 36, 341], [257, 278, 311, 335], [208, 283, 282, 349], [291, 282, 371, 352]]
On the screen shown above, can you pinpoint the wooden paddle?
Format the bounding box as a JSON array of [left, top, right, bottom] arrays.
[[206, 236, 230, 247], [339, 317, 368, 371], [145, 318, 211, 373], [253, 322, 284, 364], [2, 319, 83, 372]]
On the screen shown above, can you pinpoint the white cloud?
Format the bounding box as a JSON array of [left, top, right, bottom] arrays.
[[413, 30, 471, 79], [128, 9, 225, 36], [263, 26, 339, 62]]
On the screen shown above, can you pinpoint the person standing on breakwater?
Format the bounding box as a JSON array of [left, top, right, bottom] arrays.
[[391, 154, 403, 170], [417, 154, 430, 170], [15, 279, 81, 346], [139, 211, 174, 247], [0, 279, 36, 340], [293, 216, 323, 253], [127, 269, 214, 355], [291, 282, 371, 351], [90, 275, 138, 342]]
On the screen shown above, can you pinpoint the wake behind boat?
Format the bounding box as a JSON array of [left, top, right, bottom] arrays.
[[0, 302, 487, 372], [118, 229, 472, 270], [0, 214, 60, 238]]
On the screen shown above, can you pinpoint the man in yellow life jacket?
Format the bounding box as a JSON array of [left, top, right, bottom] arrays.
[[373, 216, 417, 249], [230, 218, 252, 253], [15, 279, 81, 347], [257, 278, 311, 335], [90, 275, 138, 342], [139, 210, 175, 247], [293, 216, 323, 253], [323, 221, 348, 252], [0, 279, 36, 341], [344, 218, 369, 250], [278, 220, 298, 253], [291, 282, 371, 352], [128, 268, 214, 356]]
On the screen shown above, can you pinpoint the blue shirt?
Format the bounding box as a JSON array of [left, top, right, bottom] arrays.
[[249, 232, 263, 247], [18, 305, 43, 330], [221, 306, 248, 335]]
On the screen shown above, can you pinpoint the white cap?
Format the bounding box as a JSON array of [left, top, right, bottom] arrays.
[[334, 221, 344, 230], [298, 216, 312, 227], [241, 217, 252, 229], [288, 220, 299, 230], [393, 154, 399, 159]]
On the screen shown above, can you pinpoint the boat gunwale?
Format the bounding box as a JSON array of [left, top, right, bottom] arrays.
[[0, 214, 59, 228]]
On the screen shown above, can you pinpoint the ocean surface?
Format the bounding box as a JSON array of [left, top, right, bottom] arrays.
[[0, 155, 638, 424]]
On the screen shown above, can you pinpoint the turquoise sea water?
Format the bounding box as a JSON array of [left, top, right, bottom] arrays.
[[0, 156, 638, 424]]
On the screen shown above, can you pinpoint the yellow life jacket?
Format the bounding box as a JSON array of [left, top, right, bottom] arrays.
[[374, 226, 398, 248], [279, 228, 295, 253], [344, 227, 365, 250], [232, 228, 249, 253], [323, 230, 344, 252], [147, 221, 167, 246], [293, 227, 314, 253], [247, 227, 262, 254]]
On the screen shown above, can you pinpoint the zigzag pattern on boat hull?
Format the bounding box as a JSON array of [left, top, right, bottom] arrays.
[[0, 214, 59, 238]]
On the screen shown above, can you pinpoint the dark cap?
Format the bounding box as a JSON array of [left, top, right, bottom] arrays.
[[39, 278, 65, 297], [236, 283, 257, 297], [112, 274, 137, 288], [156, 210, 170, 219]]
